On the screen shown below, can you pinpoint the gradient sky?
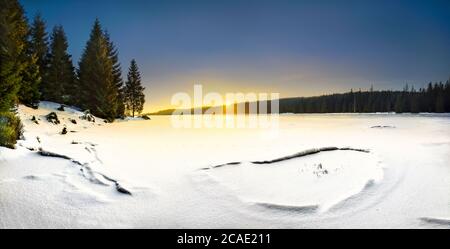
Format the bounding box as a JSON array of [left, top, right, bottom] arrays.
[[22, 0, 450, 112]]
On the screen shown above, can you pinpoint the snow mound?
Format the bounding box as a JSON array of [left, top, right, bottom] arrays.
[[201, 149, 384, 213]]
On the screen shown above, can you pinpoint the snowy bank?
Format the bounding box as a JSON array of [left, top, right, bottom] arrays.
[[4, 102, 137, 195]]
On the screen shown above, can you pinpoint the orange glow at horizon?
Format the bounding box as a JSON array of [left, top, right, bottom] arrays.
[[142, 82, 353, 113]]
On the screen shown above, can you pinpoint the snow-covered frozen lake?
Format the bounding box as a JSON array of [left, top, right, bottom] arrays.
[[1, 103, 449, 228]]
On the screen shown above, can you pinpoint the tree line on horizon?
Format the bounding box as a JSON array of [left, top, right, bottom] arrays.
[[151, 82, 450, 115], [278, 83, 450, 114], [0, 0, 146, 121]]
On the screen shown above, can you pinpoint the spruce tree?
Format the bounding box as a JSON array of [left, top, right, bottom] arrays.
[[425, 83, 434, 112], [124, 59, 145, 117], [29, 14, 49, 84], [0, 0, 28, 112], [410, 87, 420, 113], [78, 19, 118, 121], [105, 31, 125, 118], [445, 79, 450, 112], [0, 0, 28, 148], [18, 50, 41, 108], [44, 25, 75, 103], [19, 15, 46, 108], [26, 14, 49, 107], [435, 82, 445, 113]]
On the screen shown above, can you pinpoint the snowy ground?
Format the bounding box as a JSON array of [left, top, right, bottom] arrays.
[[0, 102, 449, 228]]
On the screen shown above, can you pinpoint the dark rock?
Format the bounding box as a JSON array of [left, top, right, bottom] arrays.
[[371, 125, 396, 129], [70, 119, 77, 124], [31, 116, 39, 124], [46, 112, 60, 124], [57, 105, 65, 111], [116, 183, 132, 195], [141, 115, 151, 120], [24, 175, 39, 180], [61, 127, 68, 135], [80, 110, 95, 122]]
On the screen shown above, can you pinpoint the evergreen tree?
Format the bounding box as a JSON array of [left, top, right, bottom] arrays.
[[410, 86, 420, 113], [78, 19, 118, 121], [435, 82, 445, 113], [43, 25, 75, 103], [124, 59, 145, 117], [24, 14, 49, 107], [426, 82, 434, 112], [0, 0, 28, 148], [29, 14, 49, 84], [19, 15, 45, 108], [0, 0, 28, 112], [18, 50, 41, 108], [394, 95, 404, 113], [104, 31, 125, 118], [445, 79, 450, 112]]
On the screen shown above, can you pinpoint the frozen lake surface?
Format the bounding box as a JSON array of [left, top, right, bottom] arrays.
[[1, 103, 449, 228]]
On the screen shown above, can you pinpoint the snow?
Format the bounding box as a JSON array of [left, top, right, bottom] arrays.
[[205, 149, 383, 213], [0, 102, 449, 228]]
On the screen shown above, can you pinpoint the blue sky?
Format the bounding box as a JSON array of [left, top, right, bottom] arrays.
[[22, 0, 450, 111]]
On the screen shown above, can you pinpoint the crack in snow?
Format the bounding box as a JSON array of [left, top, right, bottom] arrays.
[[203, 147, 370, 169], [37, 148, 132, 195]]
